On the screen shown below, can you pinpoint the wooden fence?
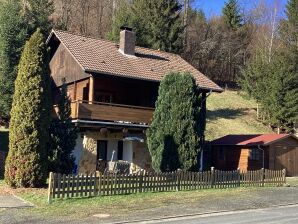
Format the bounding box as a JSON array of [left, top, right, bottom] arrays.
[[47, 168, 286, 203]]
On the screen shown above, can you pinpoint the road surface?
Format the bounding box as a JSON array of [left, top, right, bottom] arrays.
[[132, 204, 298, 224]]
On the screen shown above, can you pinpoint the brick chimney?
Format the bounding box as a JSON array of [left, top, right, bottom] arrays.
[[119, 26, 136, 56]]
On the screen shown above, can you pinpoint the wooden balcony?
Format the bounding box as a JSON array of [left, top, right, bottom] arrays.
[[68, 100, 154, 124]]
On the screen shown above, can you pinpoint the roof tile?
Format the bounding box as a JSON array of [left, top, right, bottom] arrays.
[[50, 30, 223, 92]]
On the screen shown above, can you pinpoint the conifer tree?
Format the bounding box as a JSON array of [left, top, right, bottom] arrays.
[[147, 72, 201, 172], [24, 0, 54, 35], [108, 0, 184, 53], [0, 0, 28, 120], [0, 0, 53, 121], [48, 82, 77, 174], [5, 29, 51, 188], [222, 0, 243, 30]]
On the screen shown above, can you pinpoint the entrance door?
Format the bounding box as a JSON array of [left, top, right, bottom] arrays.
[[97, 140, 108, 161], [275, 146, 298, 176]]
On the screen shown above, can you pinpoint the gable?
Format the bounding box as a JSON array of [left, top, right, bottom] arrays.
[[49, 43, 90, 87]]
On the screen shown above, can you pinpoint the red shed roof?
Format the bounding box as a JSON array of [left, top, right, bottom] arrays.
[[210, 134, 297, 146]]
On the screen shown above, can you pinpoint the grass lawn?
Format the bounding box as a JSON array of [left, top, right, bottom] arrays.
[[18, 187, 256, 219], [206, 90, 272, 141], [0, 177, 258, 220]]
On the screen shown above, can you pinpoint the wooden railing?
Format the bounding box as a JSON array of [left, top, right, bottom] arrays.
[[47, 168, 286, 203], [54, 100, 154, 124]]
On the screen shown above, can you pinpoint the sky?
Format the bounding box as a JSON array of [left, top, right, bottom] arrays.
[[192, 0, 288, 18]]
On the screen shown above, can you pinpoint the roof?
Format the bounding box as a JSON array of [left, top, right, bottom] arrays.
[[210, 134, 298, 146], [47, 29, 223, 92]]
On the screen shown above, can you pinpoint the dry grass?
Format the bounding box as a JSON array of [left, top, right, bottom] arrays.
[[206, 90, 273, 141]]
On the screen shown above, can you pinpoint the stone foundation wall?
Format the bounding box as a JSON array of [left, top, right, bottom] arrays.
[[78, 131, 125, 173], [77, 131, 153, 174], [131, 141, 153, 173]]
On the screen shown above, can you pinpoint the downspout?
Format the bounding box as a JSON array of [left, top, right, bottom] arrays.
[[199, 90, 212, 171], [258, 145, 265, 169]]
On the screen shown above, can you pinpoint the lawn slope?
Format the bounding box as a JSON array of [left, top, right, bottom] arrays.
[[206, 90, 273, 141]]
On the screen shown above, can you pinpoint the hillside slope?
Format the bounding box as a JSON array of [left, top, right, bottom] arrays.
[[205, 90, 273, 141]]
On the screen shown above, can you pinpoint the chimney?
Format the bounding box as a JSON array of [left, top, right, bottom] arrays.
[[119, 26, 136, 56]]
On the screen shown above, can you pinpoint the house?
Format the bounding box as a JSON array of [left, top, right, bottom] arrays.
[[210, 134, 298, 176], [46, 27, 222, 174]]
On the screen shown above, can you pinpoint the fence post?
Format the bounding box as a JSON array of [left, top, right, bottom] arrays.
[[48, 172, 54, 204], [237, 168, 241, 187], [282, 169, 286, 185], [261, 168, 265, 187], [176, 170, 181, 191], [139, 171, 144, 193], [211, 167, 215, 188], [95, 171, 100, 196]]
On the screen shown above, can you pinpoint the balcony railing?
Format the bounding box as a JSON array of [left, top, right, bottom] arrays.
[[54, 100, 154, 124]]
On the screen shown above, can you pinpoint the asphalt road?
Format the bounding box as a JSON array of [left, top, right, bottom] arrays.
[[133, 204, 298, 224]]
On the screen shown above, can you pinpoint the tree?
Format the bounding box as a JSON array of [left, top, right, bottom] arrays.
[[0, 0, 28, 120], [146, 72, 201, 172], [0, 0, 54, 122], [222, 0, 243, 30], [24, 0, 54, 35], [108, 0, 184, 53], [5, 29, 51, 188], [48, 82, 77, 174]]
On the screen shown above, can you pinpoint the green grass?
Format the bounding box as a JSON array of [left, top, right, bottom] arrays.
[[17, 187, 255, 219], [206, 90, 273, 141], [286, 177, 298, 187], [0, 127, 8, 152]]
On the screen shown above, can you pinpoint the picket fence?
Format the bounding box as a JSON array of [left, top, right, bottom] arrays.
[[47, 168, 286, 203]]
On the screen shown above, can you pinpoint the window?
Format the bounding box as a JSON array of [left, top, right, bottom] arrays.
[[117, 141, 123, 160], [97, 140, 107, 161], [94, 91, 113, 103], [249, 148, 260, 160]]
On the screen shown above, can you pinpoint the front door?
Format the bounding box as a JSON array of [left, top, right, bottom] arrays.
[[97, 140, 108, 161]]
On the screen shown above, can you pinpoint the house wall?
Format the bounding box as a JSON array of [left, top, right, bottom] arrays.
[[49, 43, 90, 87], [211, 146, 268, 171], [76, 131, 152, 174], [268, 137, 298, 176]]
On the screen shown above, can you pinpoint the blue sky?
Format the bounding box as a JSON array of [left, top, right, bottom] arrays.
[[192, 0, 288, 18]]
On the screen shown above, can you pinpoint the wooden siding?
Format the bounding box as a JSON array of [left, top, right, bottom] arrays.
[[50, 43, 90, 87], [212, 146, 268, 172], [71, 101, 154, 124], [238, 148, 249, 171], [269, 137, 298, 176]]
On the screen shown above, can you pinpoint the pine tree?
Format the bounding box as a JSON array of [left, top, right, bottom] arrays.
[[48, 82, 78, 174], [24, 0, 54, 35], [0, 0, 28, 120], [146, 72, 201, 172], [5, 29, 51, 188], [108, 0, 184, 53], [0, 0, 53, 121], [222, 0, 243, 30]]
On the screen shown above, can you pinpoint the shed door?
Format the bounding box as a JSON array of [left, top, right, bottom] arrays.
[[275, 146, 298, 176]]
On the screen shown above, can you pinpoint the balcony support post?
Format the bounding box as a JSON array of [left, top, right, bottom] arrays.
[[89, 76, 94, 104]]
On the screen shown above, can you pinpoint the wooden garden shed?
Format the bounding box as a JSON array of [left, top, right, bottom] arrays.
[[210, 134, 298, 176]]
